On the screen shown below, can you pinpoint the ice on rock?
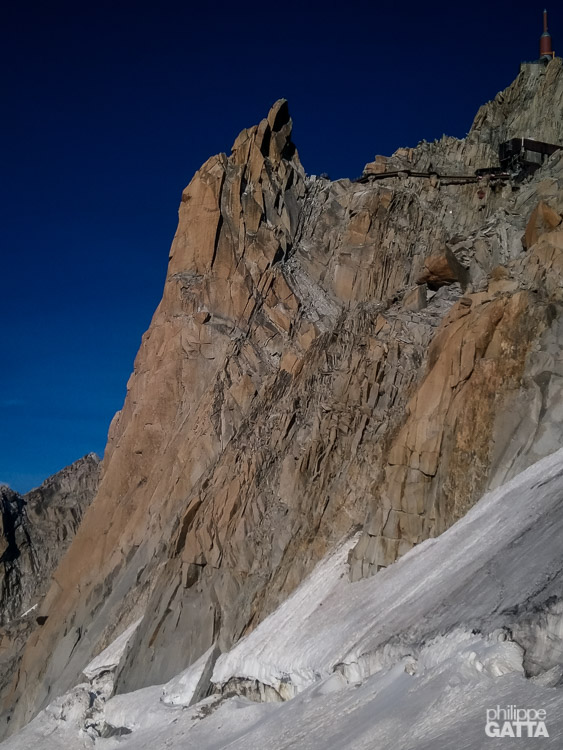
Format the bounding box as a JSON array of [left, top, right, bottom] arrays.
[[211, 534, 360, 695], [102, 684, 168, 734], [82, 618, 142, 681], [98, 644, 220, 736], [161, 644, 219, 707], [212, 448, 563, 695]]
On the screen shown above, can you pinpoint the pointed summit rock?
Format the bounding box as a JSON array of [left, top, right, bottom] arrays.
[[2, 101, 308, 729]]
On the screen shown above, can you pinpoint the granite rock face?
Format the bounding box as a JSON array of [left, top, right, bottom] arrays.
[[5, 61, 563, 735], [471, 57, 563, 149]]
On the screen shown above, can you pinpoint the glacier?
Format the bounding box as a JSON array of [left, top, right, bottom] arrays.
[[4, 448, 563, 748]]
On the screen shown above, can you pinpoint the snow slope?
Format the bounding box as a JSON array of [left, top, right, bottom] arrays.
[[213, 445, 563, 693], [3, 448, 563, 749]]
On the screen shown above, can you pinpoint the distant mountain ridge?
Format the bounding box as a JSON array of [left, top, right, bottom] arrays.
[[0, 454, 100, 716]]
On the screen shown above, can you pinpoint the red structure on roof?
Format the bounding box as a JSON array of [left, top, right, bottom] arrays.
[[540, 9, 554, 59]]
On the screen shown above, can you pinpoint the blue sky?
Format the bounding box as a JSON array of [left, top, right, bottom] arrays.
[[1, 0, 557, 492]]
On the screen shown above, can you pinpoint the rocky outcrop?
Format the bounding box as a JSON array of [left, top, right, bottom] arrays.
[[5, 64, 563, 738], [415, 247, 469, 289], [0, 454, 100, 624], [364, 58, 563, 180], [471, 57, 563, 150], [350, 169, 563, 578], [0, 454, 100, 711]]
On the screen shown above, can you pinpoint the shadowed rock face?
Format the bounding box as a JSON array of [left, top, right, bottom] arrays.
[[0, 454, 101, 624], [0, 454, 100, 709], [5, 61, 563, 736]]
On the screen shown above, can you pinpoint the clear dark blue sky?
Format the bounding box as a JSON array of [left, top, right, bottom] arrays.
[[0, 0, 557, 492]]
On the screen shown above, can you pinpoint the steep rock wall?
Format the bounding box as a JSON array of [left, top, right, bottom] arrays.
[[5, 64, 563, 735]]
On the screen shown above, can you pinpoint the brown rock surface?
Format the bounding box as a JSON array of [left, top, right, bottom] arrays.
[[6, 67, 563, 736], [349, 289, 547, 578], [523, 200, 562, 250], [416, 247, 469, 289]]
